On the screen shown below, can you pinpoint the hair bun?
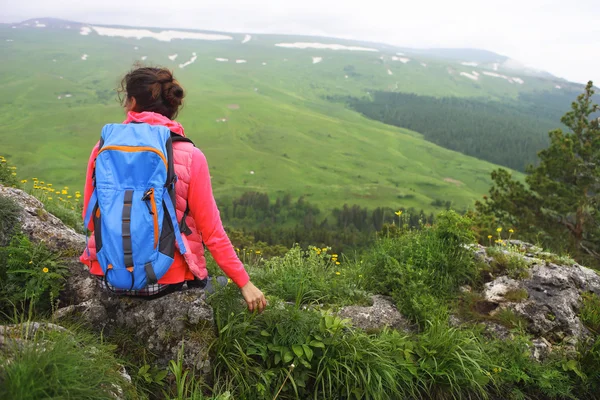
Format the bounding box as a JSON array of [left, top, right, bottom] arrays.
[[163, 81, 185, 107]]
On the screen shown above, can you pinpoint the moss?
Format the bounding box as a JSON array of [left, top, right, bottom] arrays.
[[504, 288, 529, 303]]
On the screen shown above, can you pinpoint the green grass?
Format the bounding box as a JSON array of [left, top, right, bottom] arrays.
[[0, 25, 547, 214], [0, 324, 135, 400]]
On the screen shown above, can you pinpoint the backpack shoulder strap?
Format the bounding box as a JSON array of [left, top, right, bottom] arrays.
[[170, 132, 195, 146], [169, 131, 195, 235]]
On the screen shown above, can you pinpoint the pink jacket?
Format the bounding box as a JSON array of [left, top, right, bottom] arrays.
[[80, 111, 250, 288]]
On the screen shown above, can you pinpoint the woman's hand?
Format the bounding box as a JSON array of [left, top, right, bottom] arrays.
[[240, 281, 267, 313]]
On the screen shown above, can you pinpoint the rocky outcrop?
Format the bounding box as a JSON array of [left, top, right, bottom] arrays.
[[338, 295, 413, 332], [0, 185, 215, 375], [472, 243, 600, 350], [55, 288, 214, 374], [0, 184, 85, 253]]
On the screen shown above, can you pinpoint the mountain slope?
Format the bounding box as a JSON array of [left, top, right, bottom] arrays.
[[1, 20, 576, 212]]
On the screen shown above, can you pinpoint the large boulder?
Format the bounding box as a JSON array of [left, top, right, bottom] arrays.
[[477, 246, 600, 344], [55, 288, 215, 374]]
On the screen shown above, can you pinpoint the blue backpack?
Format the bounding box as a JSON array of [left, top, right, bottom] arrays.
[[83, 123, 191, 290]]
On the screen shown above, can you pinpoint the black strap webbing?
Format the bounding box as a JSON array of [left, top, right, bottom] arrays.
[[122, 190, 134, 267], [179, 202, 192, 235], [144, 262, 158, 285]]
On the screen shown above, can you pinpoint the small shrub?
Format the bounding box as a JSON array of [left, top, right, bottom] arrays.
[[0, 233, 68, 316], [580, 292, 600, 334], [0, 194, 21, 247], [504, 288, 529, 303], [487, 247, 530, 279], [415, 320, 493, 398], [576, 336, 600, 395], [364, 211, 477, 324], [0, 325, 135, 400], [494, 308, 527, 329], [247, 245, 370, 307], [485, 333, 575, 399], [0, 155, 20, 187]]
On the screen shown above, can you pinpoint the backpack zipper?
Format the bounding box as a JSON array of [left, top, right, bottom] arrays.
[[98, 145, 168, 170], [142, 188, 159, 249]]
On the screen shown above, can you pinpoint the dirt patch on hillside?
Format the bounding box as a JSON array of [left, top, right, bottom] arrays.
[[227, 104, 240, 110], [444, 177, 464, 186]]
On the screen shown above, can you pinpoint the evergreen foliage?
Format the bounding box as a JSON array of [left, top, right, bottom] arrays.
[[476, 82, 600, 268]]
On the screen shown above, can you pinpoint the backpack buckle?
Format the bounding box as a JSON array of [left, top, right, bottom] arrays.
[[166, 175, 178, 190]]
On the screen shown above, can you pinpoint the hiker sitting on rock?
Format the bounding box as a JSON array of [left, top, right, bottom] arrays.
[[80, 66, 266, 312]]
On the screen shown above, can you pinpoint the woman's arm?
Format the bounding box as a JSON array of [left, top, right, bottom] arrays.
[[188, 149, 266, 312]]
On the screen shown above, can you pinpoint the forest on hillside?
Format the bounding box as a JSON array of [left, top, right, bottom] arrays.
[[337, 90, 579, 171]]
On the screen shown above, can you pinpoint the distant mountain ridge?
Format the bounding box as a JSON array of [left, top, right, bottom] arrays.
[[7, 17, 561, 81]]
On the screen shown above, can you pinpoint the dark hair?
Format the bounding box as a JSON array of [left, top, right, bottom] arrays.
[[119, 66, 185, 119]]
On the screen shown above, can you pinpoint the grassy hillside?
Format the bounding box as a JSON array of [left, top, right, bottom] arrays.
[[0, 21, 575, 212]]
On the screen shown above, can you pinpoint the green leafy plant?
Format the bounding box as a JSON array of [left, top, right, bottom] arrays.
[[0, 194, 21, 247], [364, 211, 477, 324], [487, 246, 530, 280], [0, 325, 135, 400], [580, 292, 600, 334], [0, 155, 20, 187], [0, 233, 68, 315]]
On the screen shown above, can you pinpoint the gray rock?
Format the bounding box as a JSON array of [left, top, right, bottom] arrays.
[[338, 295, 413, 332], [55, 288, 215, 374], [0, 184, 85, 253], [479, 252, 600, 343], [530, 337, 552, 361], [484, 276, 522, 303]]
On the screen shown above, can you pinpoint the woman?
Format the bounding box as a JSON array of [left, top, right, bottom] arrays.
[[80, 66, 266, 312]]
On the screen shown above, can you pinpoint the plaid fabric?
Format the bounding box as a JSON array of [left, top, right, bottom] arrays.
[[95, 276, 208, 298], [95, 276, 182, 297]]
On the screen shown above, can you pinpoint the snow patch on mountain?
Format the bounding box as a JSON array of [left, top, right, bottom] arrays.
[[275, 42, 378, 52]]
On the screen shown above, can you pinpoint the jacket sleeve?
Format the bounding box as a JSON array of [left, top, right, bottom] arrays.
[[82, 143, 100, 230], [187, 149, 250, 288]]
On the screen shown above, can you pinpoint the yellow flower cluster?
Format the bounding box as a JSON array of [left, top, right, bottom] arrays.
[[489, 227, 515, 247], [331, 253, 340, 265]]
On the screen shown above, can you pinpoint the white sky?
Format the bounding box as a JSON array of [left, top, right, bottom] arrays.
[[2, 0, 599, 84]]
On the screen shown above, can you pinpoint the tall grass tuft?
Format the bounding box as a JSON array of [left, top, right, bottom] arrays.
[[0, 324, 134, 400]]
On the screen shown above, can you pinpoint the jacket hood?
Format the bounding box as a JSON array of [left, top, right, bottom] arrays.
[[123, 111, 186, 136]]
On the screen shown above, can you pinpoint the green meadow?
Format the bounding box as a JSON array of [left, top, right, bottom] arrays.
[[0, 23, 571, 212]]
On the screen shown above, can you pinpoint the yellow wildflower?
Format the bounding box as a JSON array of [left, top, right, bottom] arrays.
[[335, 271, 340, 275], [255, 250, 261, 255], [395, 210, 402, 216], [42, 267, 49, 273], [11, 172, 16, 176], [496, 227, 502, 233], [67, 195, 72, 199], [29, 260, 33, 264], [487, 235, 492, 239], [321, 247, 327, 252], [47, 183, 52, 186], [75, 193, 81, 198], [335, 261, 340, 265], [332, 254, 338, 258], [47, 197, 53, 200], [509, 229, 514, 233], [33, 177, 38, 181], [20, 179, 27, 183], [40, 181, 45, 184], [61, 190, 67, 195]]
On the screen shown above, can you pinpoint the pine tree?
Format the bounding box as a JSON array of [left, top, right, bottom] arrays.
[[476, 81, 600, 266]]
